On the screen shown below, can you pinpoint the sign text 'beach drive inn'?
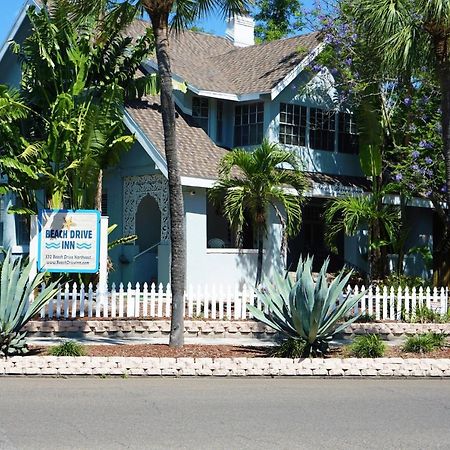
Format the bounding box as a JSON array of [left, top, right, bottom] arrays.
[[37, 210, 101, 273]]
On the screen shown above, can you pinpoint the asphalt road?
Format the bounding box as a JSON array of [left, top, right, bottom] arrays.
[[1, 378, 450, 450]]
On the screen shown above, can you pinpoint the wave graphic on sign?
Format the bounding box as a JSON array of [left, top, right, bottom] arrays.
[[45, 242, 61, 249], [76, 243, 92, 250]]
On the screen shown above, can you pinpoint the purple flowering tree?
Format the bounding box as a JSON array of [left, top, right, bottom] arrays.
[[352, 0, 450, 286]]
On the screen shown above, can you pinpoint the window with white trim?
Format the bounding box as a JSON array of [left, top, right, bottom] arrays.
[[234, 102, 264, 147], [309, 108, 336, 152], [192, 97, 209, 133], [338, 112, 359, 154], [279, 103, 307, 146]]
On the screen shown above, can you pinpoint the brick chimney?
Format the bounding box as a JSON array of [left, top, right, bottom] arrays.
[[225, 15, 255, 47]]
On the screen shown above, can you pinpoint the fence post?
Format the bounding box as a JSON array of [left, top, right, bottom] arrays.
[[442, 287, 449, 315], [97, 216, 109, 311], [165, 283, 171, 318], [375, 286, 380, 320], [142, 282, 148, 318]]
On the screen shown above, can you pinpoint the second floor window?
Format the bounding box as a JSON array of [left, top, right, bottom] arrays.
[[192, 97, 209, 133], [310, 108, 336, 152], [338, 112, 359, 154], [217, 100, 224, 143], [234, 102, 264, 147], [279, 103, 307, 146]]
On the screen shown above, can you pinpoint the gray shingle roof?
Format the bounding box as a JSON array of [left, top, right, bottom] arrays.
[[126, 96, 228, 180], [127, 20, 320, 95]]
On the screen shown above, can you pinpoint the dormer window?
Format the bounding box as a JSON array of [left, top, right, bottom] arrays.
[[279, 103, 307, 146], [192, 97, 209, 133], [234, 102, 264, 146]]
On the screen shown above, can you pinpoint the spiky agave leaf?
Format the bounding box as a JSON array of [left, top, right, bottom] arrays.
[[0, 252, 59, 358], [248, 256, 365, 356]]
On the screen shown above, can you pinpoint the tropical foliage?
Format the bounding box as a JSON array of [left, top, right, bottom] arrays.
[[350, 0, 450, 285], [0, 0, 156, 212], [0, 252, 59, 357], [248, 256, 364, 356], [254, 0, 304, 42], [210, 140, 307, 285]]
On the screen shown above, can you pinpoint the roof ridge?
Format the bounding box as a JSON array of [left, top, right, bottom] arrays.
[[223, 30, 320, 54]]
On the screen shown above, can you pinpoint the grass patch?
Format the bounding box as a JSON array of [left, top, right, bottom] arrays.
[[350, 334, 386, 358], [403, 332, 447, 354], [49, 340, 86, 357]]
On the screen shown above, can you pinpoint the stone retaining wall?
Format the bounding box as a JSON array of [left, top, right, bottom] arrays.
[[2, 356, 450, 377], [24, 320, 450, 341]]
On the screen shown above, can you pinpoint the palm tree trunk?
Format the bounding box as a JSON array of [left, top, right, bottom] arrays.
[[95, 169, 103, 212], [153, 22, 186, 347]]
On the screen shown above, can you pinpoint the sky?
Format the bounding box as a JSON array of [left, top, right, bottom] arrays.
[[0, 0, 316, 48]]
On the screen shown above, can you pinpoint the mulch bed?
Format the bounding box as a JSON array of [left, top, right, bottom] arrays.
[[29, 344, 270, 358], [27, 344, 450, 359]]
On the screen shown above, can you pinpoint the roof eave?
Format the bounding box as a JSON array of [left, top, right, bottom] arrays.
[[270, 42, 325, 100], [123, 110, 168, 178], [144, 60, 266, 101], [0, 0, 39, 62]]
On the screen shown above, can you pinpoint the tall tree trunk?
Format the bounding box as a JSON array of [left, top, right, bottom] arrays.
[[256, 225, 264, 287], [153, 22, 186, 347], [95, 169, 103, 212]]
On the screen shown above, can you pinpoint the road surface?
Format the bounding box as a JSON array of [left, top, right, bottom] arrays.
[[1, 378, 449, 449]]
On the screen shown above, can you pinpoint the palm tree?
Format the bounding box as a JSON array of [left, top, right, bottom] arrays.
[[74, 0, 250, 346], [352, 0, 450, 282], [209, 140, 308, 286], [141, 0, 251, 346], [324, 186, 400, 281]]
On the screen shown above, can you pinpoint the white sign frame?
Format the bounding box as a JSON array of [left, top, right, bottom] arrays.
[[37, 209, 101, 274]]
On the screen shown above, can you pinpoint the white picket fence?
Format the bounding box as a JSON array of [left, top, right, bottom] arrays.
[[37, 282, 449, 322]]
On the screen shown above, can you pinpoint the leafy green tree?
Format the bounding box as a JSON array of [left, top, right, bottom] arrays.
[[254, 0, 304, 42], [0, 0, 156, 212], [308, 1, 444, 282], [210, 140, 307, 286], [353, 0, 450, 285]]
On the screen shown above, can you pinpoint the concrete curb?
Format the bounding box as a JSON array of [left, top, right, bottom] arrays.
[[2, 356, 450, 377]]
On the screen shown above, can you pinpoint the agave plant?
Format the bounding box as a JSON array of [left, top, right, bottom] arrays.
[[0, 252, 59, 357], [248, 256, 364, 356]]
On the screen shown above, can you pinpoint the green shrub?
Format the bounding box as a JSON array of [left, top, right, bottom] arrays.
[[403, 332, 447, 354], [271, 338, 306, 358], [49, 340, 86, 357], [380, 274, 430, 290], [0, 252, 59, 358], [427, 332, 447, 349], [355, 313, 376, 323], [248, 256, 364, 356], [350, 334, 386, 358], [409, 305, 442, 324]]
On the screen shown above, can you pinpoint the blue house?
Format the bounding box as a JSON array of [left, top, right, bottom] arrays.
[[0, 2, 435, 287]]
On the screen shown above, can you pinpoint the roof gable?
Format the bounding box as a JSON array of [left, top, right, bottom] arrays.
[[126, 22, 322, 98]]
